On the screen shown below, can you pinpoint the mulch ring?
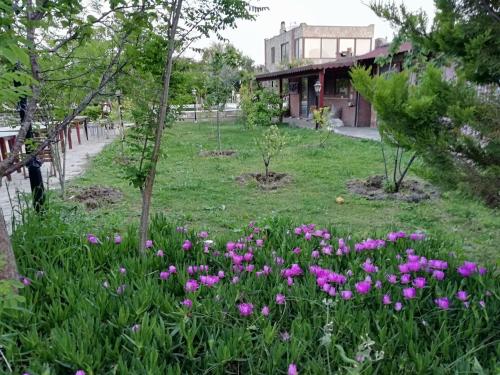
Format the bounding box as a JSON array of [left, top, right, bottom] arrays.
[[199, 150, 238, 157], [67, 186, 123, 209], [236, 172, 292, 191], [347, 175, 440, 203]]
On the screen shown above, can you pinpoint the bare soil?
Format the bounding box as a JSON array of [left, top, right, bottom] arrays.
[[199, 150, 238, 157], [68, 186, 123, 209], [347, 175, 439, 203], [236, 172, 292, 191]]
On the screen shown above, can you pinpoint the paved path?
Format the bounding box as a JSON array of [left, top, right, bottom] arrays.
[[333, 126, 381, 141], [0, 128, 117, 233]]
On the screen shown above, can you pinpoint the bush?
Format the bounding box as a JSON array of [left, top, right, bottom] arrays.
[[2, 209, 499, 374]]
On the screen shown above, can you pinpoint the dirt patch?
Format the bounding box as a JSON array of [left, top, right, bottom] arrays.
[[236, 172, 292, 190], [347, 175, 439, 203], [199, 150, 238, 157], [68, 186, 123, 209]]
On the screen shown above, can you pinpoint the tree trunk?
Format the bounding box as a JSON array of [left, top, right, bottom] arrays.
[[0, 209, 18, 284], [138, 0, 183, 251], [395, 153, 417, 192], [264, 160, 269, 180], [216, 109, 221, 153]]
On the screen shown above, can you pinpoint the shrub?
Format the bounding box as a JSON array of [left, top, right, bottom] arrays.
[[2, 210, 498, 374]]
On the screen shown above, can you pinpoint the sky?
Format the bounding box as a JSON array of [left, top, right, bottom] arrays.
[[194, 0, 436, 64]]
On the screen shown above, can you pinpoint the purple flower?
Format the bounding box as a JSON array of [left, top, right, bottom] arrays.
[[22, 277, 31, 286], [400, 274, 411, 284], [394, 301, 403, 311], [428, 260, 448, 270], [403, 287, 416, 299], [87, 234, 99, 244], [156, 250, 164, 257], [456, 290, 468, 301], [276, 293, 286, 305], [119, 267, 126, 275], [160, 271, 169, 280], [182, 240, 193, 251], [292, 247, 301, 255], [238, 303, 254, 316], [479, 300, 486, 308], [261, 305, 270, 316], [288, 363, 298, 375], [256, 239, 264, 247], [114, 235, 122, 244], [409, 232, 425, 241], [145, 240, 153, 248], [382, 294, 391, 305], [198, 231, 208, 239], [341, 290, 353, 300], [218, 270, 225, 278], [413, 277, 426, 289], [184, 279, 199, 292], [116, 284, 126, 295], [231, 276, 239, 284], [311, 250, 320, 259], [386, 274, 397, 284], [131, 324, 141, 333], [355, 281, 371, 295], [182, 299, 193, 308], [478, 267, 487, 276], [362, 260, 378, 273], [304, 232, 312, 241], [75, 371, 86, 375], [280, 331, 291, 341], [375, 280, 382, 289], [432, 270, 445, 280], [435, 297, 450, 310], [168, 265, 177, 274]]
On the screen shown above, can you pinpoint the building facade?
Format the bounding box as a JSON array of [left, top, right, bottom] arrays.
[[264, 22, 375, 73]]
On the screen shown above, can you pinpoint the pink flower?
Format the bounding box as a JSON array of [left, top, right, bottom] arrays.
[[432, 270, 445, 280], [375, 280, 382, 289], [456, 290, 468, 301], [304, 232, 312, 241], [182, 299, 193, 308], [75, 371, 86, 375], [288, 363, 298, 375], [382, 294, 391, 305], [168, 265, 177, 274], [198, 231, 208, 239], [245, 264, 255, 272], [256, 239, 264, 247], [478, 267, 487, 276], [394, 301, 403, 311], [435, 297, 450, 310], [362, 260, 378, 273], [116, 284, 126, 295], [156, 250, 164, 257], [22, 277, 31, 286], [114, 235, 122, 244], [131, 324, 141, 332], [218, 270, 225, 278], [311, 250, 320, 258], [238, 303, 254, 316], [403, 287, 416, 299], [184, 279, 199, 292], [87, 234, 99, 244], [145, 240, 153, 248], [355, 281, 371, 295], [182, 240, 192, 251], [386, 274, 397, 284], [479, 300, 486, 308], [400, 274, 411, 284], [413, 277, 426, 289], [231, 276, 239, 284], [292, 247, 301, 255], [160, 271, 169, 280], [261, 305, 270, 316], [276, 293, 286, 305], [243, 252, 253, 262], [341, 290, 353, 300], [119, 267, 126, 274]]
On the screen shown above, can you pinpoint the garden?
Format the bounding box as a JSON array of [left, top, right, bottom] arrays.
[[1, 0, 499, 374]]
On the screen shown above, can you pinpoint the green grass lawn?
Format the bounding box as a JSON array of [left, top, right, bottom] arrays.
[[73, 122, 499, 263]]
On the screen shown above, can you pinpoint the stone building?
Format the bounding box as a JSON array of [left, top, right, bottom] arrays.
[[264, 22, 375, 73]]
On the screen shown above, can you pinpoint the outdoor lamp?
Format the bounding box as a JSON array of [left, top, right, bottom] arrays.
[[115, 89, 122, 98], [314, 80, 322, 95], [192, 88, 197, 96]]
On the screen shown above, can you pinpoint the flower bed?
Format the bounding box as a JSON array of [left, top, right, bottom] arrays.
[[3, 216, 499, 374]]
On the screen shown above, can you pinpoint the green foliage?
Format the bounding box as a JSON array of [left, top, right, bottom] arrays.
[[240, 86, 282, 128], [2, 204, 499, 374], [313, 107, 332, 147], [255, 125, 286, 178]]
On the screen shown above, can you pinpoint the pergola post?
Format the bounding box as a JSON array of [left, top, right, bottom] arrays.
[[279, 78, 283, 123], [319, 70, 325, 108]]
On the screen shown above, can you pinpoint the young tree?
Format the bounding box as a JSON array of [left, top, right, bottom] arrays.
[[203, 43, 248, 152], [256, 125, 286, 180], [240, 86, 282, 129], [312, 107, 332, 147]]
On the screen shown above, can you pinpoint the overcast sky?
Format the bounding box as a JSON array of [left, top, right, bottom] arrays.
[[193, 0, 436, 64]]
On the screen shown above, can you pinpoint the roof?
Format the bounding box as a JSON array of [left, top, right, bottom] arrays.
[[255, 42, 412, 81]]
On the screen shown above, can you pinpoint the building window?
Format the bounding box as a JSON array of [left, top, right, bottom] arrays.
[[271, 47, 275, 64], [355, 39, 371, 56], [339, 38, 355, 57], [281, 42, 289, 62], [304, 38, 321, 58], [334, 77, 350, 97], [294, 38, 302, 59], [321, 38, 337, 58]]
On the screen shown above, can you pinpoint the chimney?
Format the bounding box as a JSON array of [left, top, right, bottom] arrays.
[[280, 21, 286, 34], [375, 37, 387, 49]]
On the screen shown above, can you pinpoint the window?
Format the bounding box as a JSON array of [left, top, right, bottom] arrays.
[[304, 38, 321, 58], [339, 38, 355, 56], [294, 38, 302, 59], [334, 78, 350, 97], [271, 47, 275, 64], [321, 38, 337, 58], [281, 42, 289, 62], [355, 39, 371, 56]]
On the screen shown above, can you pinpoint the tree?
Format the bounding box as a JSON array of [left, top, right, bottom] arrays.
[[256, 125, 286, 180], [312, 107, 332, 147], [240, 86, 282, 129], [364, 1, 500, 205], [203, 43, 249, 152]]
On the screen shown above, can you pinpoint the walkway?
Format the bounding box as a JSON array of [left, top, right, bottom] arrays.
[[0, 127, 117, 233]]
